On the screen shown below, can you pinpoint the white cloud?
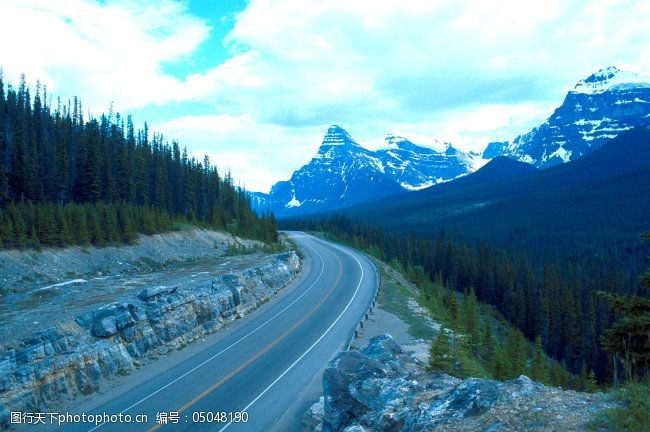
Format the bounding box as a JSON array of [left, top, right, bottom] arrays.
[[154, 114, 324, 193], [201, 0, 649, 126], [2, 0, 648, 191], [0, 0, 210, 111], [178, 0, 648, 190]]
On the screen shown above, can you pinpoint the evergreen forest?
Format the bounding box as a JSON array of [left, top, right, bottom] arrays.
[[0, 73, 278, 248], [282, 215, 649, 385]]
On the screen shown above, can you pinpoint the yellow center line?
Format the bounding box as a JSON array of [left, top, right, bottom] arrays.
[[147, 252, 344, 432]]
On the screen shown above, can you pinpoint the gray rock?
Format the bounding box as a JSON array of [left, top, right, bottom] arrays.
[[304, 396, 324, 432], [91, 302, 141, 337], [313, 334, 609, 432], [0, 251, 300, 426], [343, 426, 368, 432], [137, 285, 178, 301], [322, 337, 398, 432], [445, 378, 505, 416]]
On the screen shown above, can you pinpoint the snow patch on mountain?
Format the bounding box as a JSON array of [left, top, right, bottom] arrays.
[[572, 66, 650, 95], [251, 126, 475, 217], [483, 66, 650, 168]]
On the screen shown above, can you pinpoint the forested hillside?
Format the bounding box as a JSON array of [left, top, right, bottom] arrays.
[[282, 215, 648, 384], [0, 73, 277, 248]]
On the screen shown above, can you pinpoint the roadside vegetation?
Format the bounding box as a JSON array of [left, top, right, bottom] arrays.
[[377, 258, 579, 386], [303, 226, 650, 430]]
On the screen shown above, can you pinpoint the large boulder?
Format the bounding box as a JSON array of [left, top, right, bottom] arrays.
[[313, 335, 608, 432], [91, 303, 143, 337]]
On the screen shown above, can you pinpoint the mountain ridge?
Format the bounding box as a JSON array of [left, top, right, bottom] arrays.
[[252, 125, 475, 217], [483, 66, 650, 167], [344, 125, 650, 237]]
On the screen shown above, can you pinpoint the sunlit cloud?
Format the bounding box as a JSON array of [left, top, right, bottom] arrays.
[[1, 0, 648, 191]]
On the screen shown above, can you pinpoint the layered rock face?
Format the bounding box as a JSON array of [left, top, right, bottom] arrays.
[[0, 252, 299, 428], [307, 335, 611, 432]]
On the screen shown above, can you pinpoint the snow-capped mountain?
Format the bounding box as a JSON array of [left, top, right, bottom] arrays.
[[252, 125, 475, 217], [483, 66, 650, 167]]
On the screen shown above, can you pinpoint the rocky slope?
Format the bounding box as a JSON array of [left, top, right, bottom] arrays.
[[306, 335, 612, 432], [483, 66, 650, 167], [251, 126, 475, 217], [0, 228, 266, 347], [0, 250, 300, 429]]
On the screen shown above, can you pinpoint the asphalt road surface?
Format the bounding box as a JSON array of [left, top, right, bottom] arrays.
[[36, 232, 378, 432]]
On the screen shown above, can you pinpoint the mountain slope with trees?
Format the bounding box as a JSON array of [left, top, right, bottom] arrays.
[[346, 126, 650, 241], [281, 214, 648, 385], [0, 73, 278, 248]]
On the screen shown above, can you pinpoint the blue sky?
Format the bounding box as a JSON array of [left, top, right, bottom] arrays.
[[1, 0, 649, 192]]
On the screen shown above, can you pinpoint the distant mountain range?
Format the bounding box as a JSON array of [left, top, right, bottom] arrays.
[[344, 125, 650, 241], [252, 66, 649, 218], [483, 66, 650, 167], [251, 126, 476, 217]]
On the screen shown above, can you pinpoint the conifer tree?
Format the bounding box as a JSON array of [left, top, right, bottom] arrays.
[[530, 335, 548, 383], [428, 329, 455, 374], [482, 321, 496, 363], [29, 224, 41, 251], [463, 287, 481, 354], [55, 206, 73, 246], [9, 204, 28, 248], [492, 342, 509, 380], [71, 205, 89, 246], [586, 370, 598, 392], [87, 207, 103, 246], [446, 292, 460, 371]]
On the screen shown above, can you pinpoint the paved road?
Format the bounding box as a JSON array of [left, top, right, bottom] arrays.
[[41, 232, 378, 432]]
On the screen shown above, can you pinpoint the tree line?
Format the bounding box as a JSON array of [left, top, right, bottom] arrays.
[[0, 72, 278, 246], [282, 215, 649, 384]]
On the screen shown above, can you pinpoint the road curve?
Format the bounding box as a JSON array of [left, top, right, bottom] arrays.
[[42, 232, 378, 432]]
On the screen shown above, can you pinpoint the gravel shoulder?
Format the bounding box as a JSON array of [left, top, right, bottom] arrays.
[[349, 258, 438, 364]]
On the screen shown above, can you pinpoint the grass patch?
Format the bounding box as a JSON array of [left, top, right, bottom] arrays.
[[376, 265, 437, 341], [223, 239, 290, 256], [590, 380, 650, 432]]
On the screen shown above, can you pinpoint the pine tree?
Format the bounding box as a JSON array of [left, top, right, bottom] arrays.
[[446, 292, 461, 371], [530, 335, 549, 383], [463, 287, 481, 354], [0, 209, 7, 247], [55, 206, 74, 246], [586, 370, 598, 392], [482, 321, 496, 363], [428, 330, 455, 374], [71, 205, 89, 246], [117, 205, 137, 244], [29, 224, 41, 251], [492, 342, 509, 380], [9, 204, 28, 248], [0, 73, 277, 251], [142, 206, 156, 235], [87, 207, 103, 246], [36, 204, 57, 246]]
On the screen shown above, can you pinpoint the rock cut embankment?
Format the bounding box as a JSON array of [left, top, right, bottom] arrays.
[[0, 251, 300, 428]]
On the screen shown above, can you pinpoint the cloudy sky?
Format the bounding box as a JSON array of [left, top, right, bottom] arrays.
[[1, 0, 648, 192]]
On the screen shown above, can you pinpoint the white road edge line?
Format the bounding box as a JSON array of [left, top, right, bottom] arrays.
[[217, 239, 369, 432], [87, 234, 324, 432]]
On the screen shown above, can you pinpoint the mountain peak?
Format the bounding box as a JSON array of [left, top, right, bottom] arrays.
[[321, 125, 359, 147], [384, 132, 412, 149], [482, 66, 650, 168], [572, 66, 649, 95], [384, 131, 449, 153]]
